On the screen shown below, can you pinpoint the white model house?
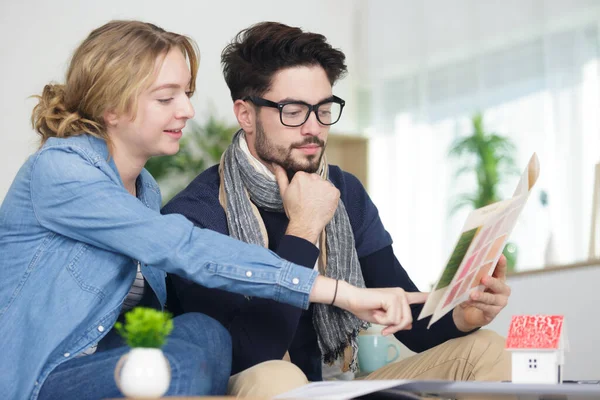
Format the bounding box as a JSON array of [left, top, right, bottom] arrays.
[[506, 315, 567, 384]]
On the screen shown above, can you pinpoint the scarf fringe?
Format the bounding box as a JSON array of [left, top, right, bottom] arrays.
[[319, 319, 370, 372]]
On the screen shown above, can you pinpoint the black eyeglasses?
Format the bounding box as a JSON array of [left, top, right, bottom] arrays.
[[243, 95, 345, 127]]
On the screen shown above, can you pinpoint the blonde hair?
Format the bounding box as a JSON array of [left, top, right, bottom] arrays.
[[31, 20, 199, 146]]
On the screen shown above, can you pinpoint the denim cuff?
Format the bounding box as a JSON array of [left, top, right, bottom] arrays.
[[277, 262, 319, 310]]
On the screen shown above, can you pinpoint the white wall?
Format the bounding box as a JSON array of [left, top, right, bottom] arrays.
[[487, 265, 600, 380], [0, 0, 361, 201], [361, 0, 600, 80]]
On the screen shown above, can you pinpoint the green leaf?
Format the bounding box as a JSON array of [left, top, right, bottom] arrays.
[[115, 307, 174, 348]]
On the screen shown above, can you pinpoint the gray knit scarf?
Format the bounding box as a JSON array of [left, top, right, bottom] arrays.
[[218, 130, 369, 371]]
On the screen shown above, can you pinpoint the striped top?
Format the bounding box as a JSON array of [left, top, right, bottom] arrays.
[[121, 261, 146, 312]]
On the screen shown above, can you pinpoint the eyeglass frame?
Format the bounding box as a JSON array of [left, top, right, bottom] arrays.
[[243, 95, 346, 127]]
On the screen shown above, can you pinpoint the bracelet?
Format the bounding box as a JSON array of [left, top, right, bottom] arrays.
[[330, 279, 339, 306]]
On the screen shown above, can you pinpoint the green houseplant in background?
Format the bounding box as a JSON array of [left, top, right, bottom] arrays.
[[145, 115, 238, 203], [448, 112, 519, 271], [114, 307, 174, 399]]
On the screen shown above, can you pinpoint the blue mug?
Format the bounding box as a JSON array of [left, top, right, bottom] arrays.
[[358, 334, 400, 374]]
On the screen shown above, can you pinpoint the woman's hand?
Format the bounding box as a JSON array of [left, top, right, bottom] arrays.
[[309, 276, 428, 335]]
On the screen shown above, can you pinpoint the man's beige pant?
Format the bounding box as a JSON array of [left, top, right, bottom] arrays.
[[227, 330, 510, 398]]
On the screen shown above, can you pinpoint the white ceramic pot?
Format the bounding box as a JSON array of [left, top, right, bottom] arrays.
[[115, 348, 171, 399]]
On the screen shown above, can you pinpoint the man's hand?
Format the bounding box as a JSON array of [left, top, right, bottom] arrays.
[[452, 254, 511, 332], [273, 164, 340, 243]]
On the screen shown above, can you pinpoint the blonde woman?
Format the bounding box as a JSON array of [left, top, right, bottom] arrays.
[[0, 20, 421, 400]]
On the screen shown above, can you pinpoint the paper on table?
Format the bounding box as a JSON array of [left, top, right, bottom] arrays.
[[419, 153, 540, 327], [273, 380, 409, 400]]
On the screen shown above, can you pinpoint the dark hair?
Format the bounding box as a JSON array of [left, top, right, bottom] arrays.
[[221, 22, 347, 100]]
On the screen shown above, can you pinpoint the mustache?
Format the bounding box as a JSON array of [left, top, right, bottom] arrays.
[[291, 136, 325, 148]]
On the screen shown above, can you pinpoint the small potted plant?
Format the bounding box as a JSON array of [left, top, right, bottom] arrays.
[[114, 307, 174, 399]]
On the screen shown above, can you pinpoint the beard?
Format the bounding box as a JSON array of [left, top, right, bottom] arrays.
[[254, 118, 326, 179]]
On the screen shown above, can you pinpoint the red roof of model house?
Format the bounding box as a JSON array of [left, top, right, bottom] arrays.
[[506, 315, 565, 350]]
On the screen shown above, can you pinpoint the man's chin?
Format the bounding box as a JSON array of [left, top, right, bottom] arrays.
[[284, 163, 320, 179]]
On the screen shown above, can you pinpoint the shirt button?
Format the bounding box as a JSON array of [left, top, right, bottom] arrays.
[[292, 278, 300, 285], [98, 325, 105, 332], [63, 353, 70, 358], [34, 381, 39, 386], [246, 271, 253, 278]]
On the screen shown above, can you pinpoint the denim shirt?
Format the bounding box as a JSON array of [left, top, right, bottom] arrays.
[[0, 134, 318, 400]]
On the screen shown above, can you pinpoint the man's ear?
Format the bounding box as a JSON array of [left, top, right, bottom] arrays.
[[233, 99, 255, 133]]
